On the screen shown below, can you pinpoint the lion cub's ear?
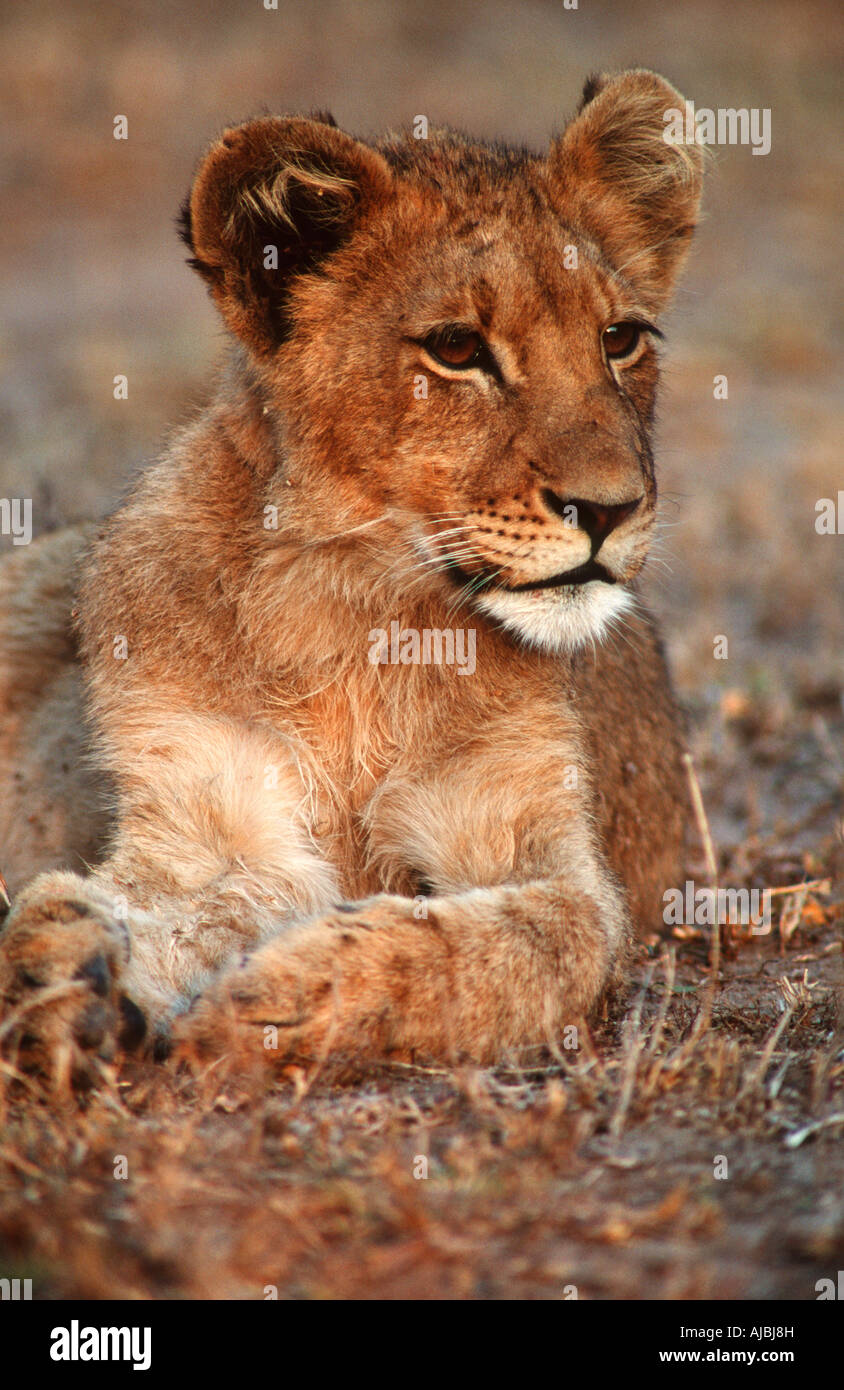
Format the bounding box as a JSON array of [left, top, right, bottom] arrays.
[[549, 70, 704, 313], [180, 116, 393, 355]]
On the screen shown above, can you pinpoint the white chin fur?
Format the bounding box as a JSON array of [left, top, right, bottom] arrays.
[[474, 581, 634, 654]]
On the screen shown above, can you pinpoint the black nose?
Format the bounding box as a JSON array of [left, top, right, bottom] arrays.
[[541, 490, 642, 547]]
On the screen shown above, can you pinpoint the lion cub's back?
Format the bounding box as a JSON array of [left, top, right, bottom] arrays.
[[0, 524, 112, 894]]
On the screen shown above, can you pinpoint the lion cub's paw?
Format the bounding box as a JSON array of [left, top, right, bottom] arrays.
[[172, 899, 415, 1069], [0, 874, 146, 1089]]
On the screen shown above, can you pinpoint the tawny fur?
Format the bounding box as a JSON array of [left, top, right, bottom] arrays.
[[0, 70, 702, 1087]]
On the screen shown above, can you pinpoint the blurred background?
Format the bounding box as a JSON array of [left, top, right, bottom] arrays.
[[1, 0, 842, 849], [1, 2, 843, 1302]]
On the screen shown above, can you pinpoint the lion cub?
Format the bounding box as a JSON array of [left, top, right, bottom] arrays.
[[0, 70, 702, 1087]]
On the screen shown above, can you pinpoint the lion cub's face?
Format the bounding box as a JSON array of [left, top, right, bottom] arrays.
[[182, 72, 702, 653]]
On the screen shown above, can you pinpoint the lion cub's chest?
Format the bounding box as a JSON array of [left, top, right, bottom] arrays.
[[274, 656, 581, 899]]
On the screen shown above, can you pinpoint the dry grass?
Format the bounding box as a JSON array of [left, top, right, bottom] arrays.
[[0, 767, 841, 1299]]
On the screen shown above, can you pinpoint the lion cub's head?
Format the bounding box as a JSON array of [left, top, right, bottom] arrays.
[[180, 71, 703, 654]]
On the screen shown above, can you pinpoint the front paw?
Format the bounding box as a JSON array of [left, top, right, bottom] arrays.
[[173, 898, 423, 1068], [0, 874, 147, 1089]]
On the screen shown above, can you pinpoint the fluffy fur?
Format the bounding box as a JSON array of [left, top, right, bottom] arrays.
[[0, 70, 702, 1087]]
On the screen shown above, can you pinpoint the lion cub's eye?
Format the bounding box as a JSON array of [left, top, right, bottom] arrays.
[[602, 322, 643, 360], [424, 329, 485, 370]]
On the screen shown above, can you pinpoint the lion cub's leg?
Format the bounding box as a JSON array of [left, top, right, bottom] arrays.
[[0, 714, 340, 1086], [175, 760, 630, 1070], [175, 874, 627, 1070]]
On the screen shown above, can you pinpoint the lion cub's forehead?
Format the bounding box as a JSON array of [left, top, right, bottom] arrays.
[[378, 127, 536, 186], [376, 127, 553, 225], [372, 129, 602, 324]]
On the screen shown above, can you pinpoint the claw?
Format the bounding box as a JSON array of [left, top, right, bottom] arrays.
[[73, 1000, 111, 1050], [74, 953, 111, 998], [117, 995, 147, 1051]]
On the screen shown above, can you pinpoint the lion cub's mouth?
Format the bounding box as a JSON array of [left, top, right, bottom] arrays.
[[447, 557, 617, 594]]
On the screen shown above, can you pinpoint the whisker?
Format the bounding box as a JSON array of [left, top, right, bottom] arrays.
[[303, 514, 391, 548]]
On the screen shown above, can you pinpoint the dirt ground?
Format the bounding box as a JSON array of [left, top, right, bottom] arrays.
[[0, 0, 842, 1300]]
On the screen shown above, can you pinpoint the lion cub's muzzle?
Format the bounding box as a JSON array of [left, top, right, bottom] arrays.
[[541, 490, 642, 548], [441, 486, 648, 596], [505, 556, 616, 592]]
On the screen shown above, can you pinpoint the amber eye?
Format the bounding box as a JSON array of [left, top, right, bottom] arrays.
[[603, 321, 643, 360], [426, 329, 484, 369]]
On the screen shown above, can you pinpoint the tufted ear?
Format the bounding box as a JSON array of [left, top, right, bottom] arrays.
[[179, 115, 394, 355], [549, 70, 704, 313]]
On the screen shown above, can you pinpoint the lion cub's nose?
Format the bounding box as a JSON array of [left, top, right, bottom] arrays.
[[540, 489, 642, 547]]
